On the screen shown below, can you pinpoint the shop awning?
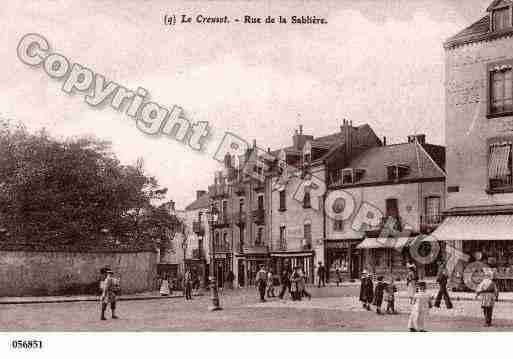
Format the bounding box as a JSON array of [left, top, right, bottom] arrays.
[[356, 237, 413, 249], [489, 145, 511, 179], [428, 215, 513, 241], [270, 252, 313, 258]]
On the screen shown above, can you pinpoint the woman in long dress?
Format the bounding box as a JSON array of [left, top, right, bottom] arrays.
[[406, 265, 418, 304], [160, 275, 170, 296], [408, 281, 432, 332], [476, 269, 499, 327]]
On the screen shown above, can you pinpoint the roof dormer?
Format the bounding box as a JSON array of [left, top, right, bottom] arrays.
[[488, 0, 513, 32]]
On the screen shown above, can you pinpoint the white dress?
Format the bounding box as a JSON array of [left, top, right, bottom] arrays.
[[408, 292, 432, 331], [160, 279, 170, 295]]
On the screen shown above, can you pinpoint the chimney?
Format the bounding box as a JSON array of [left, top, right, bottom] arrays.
[[253, 139, 257, 148], [383, 136, 387, 146], [196, 190, 206, 200], [168, 200, 175, 212], [292, 126, 313, 151]]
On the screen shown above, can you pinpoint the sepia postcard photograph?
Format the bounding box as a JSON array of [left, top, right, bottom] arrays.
[[2, 0, 513, 356]]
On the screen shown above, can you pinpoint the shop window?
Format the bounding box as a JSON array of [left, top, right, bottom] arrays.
[[488, 143, 513, 191], [333, 219, 344, 231], [279, 190, 286, 211]]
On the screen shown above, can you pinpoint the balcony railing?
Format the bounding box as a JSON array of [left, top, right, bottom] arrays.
[[192, 221, 205, 236], [274, 240, 287, 251], [252, 209, 265, 224], [420, 214, 443, 234], [214, 242, 231, 252], [208, 184, 229, 198], [212, 213, 230, 228]]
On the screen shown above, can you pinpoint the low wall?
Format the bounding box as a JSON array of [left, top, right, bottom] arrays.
[[0, 250, 157, 297]]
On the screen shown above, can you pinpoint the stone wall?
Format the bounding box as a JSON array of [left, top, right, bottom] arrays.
[[0, 250, 157, 297]]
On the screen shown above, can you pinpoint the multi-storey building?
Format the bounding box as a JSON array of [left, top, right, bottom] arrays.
[[435, 0, 513, 287], [182, 190, 211, 286], [266, 121, 382, 283], [208, 171, 234, 287], [327, 135, 445, 280]]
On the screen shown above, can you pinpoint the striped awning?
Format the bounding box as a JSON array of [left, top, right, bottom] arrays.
[[428, 215, 513, 241], [357, 237, 414, 249], [489, 145, 511, 179]]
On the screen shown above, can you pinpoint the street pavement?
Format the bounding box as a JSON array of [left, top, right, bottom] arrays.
[[2, 286, 513, 331]]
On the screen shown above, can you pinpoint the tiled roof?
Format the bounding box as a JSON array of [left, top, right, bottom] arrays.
[[331, 142, 445, 186], [185, 193, 210, 211], [271, 124, 378, 160], [444, 9, 513, 49]]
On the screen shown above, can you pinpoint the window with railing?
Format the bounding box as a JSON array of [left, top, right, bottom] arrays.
[[488, 142, 513, 191], [279, 190, 286, 211], [424, 196, 441, 225], [255, 227, 263, 246], [279, 225, 286, 250]]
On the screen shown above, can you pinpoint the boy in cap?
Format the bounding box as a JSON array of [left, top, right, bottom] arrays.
[[373, 276, 387, 315], [100, 268, 119, 320]]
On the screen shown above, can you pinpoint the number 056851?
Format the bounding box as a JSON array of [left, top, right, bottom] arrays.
[[11, 340, 43, 349]]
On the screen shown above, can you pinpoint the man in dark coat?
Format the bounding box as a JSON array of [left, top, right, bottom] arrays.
[[317, 262, 326, 288], [359, 270, 374, 310], [434, 265, 453, 309], [278, 265, 292, 299], [373, 276, 387, 315]]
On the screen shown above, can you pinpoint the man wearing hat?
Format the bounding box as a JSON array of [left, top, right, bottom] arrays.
[[100, 268, 119, 320], [359, 270, 374, 310]]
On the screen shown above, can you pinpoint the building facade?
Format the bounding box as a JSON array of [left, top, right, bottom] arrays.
[[327, 135, 445, 280], [436, 0, 513, 289]]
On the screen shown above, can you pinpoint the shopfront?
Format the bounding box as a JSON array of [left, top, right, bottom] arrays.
[[325, 240, 361, 281], [213, 253, 232, 288], [357, 237, 414, 280], [235, 254, 270, 286], [430, 214, 513, 291], [269, 252, 314, 284]]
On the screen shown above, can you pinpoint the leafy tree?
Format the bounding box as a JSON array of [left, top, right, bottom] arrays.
[[0, 118, 181, 249]]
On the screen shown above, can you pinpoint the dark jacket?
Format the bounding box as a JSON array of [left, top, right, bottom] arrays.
[[373, 281, 387, 306], [359, 277, 374, 303], [437, 271, 449, 287]]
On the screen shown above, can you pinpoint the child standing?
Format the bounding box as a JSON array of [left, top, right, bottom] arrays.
[[408, 281, 432, 332], [266, 270, 275, 298], [373, 276, 387, 315], [359, 271, 373, 310], [384, 277, 397, 314]]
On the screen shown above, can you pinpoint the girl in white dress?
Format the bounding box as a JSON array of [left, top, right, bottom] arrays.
[[408, 281, 432, 332], [159, 275, 170, 296]]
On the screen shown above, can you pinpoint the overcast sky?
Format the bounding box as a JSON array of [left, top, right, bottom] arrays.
[[2, 0, 491, 208]]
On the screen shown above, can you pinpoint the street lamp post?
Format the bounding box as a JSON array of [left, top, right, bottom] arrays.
[[206, 203, 222, 311]]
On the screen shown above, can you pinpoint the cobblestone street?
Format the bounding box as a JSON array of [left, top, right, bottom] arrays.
[[2, 286, 513, 331]]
